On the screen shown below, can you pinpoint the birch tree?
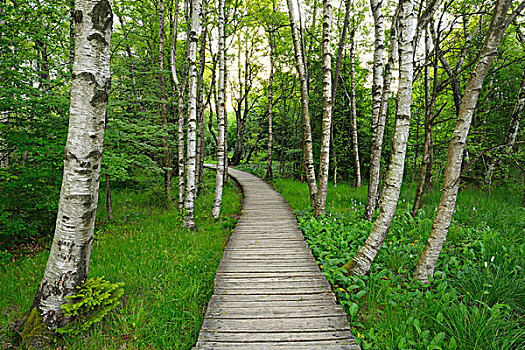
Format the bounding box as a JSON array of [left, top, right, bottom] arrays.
[[212, 0, 227, 219], [364, 0, 385, 220], [286, 0, 317, 207], [28, 0, 112, 330], [414, 0, 519, 282], [314, 0, 333, 217], [184, 0, 201, 229], [343, 0, 415, 275], [170, 0, 188, 211], [265, 24, 275, 181]]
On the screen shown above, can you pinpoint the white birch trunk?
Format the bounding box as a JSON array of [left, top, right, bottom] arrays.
[[287, 0, 317, 207], [344, 0, 415, 276], [314, 0, 332, 217], [364, 0, 385, 220], [414, 0, 513, 282], [349, 32, 361, 188], [212, 0, 226, 219], [184, 0, 201, 229], [31, 0, 112, 329], [170, 0, 187, 211], [265, 29, 275, 181]]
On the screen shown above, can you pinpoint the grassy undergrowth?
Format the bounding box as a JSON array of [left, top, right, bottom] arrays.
[[238, 163, 525, 350], [0, 169, 241, 349]]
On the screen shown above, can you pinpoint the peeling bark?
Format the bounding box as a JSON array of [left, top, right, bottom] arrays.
[[314, 0, 333, 217], [265, 21, 275, 181], [365, 5, 400, 220], [30, 0, 112, 330], [183, 0, 202, 229]]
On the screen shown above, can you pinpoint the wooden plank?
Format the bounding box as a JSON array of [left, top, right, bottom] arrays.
[[205, 305, 346, 318], [213, 287, 330, 295], [200, 316, 350, 332], [209, 293, 335, 303], [195, 340, 359, 349], [199, 330, 353, 343]]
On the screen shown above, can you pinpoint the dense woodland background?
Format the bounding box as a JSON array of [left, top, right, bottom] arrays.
[[1, 0, 524, 348]]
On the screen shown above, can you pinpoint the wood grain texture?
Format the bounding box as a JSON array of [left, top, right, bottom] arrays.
[[194, 166, 360, 350]]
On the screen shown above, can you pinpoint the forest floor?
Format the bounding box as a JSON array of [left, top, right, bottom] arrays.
[[0, 169, 242, 349], [237, 163, 525, 350]]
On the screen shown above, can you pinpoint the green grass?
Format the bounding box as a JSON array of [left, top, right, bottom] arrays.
[[0, 169, 241, 349], [240, 163, 525, 350]]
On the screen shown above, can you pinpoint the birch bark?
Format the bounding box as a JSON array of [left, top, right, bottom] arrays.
[[414, 0, 513, 282], [412, 28, 435, 216], [31, 0, 112, 329], [364, 0, 385, 220], [265, 27, 275, 181], [314, 0, 332, 217], [170, 0, 187, 211], [343, 0, 415, 276], [287, 0, 317, 207], [349, 31, 361, 187], [212, 0, 226, 219], [184, 0, 201, 229]]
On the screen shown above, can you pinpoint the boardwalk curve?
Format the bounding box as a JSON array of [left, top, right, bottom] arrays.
[[194, 167, 360, 350]]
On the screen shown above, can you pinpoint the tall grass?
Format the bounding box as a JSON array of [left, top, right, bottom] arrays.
[[0, 169, 241, 349]]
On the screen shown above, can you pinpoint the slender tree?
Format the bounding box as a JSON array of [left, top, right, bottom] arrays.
[[286, 0, 317, 207], [265, 20, 275, 180], [314, 0, 333, 217], [415, 0, 520, 282], [364, 0, 385, 220], [343, 0, 415, 275], [28, 0, 112, 331], [184, 0, 202, 229], [212, 0, 227, 219]]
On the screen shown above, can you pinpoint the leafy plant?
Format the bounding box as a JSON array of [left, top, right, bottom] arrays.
[[57, 277, 125, 336]]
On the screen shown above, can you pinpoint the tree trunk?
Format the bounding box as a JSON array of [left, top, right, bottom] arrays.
[[286, 0, 317, 207], [29, 0, 112, 330], [349, 30, 361, 187], [411, 27, 435, 217], [343, 0, 415, 276], [364, 0, 385, 220], [170, 0, 187, 211], [195, 23, 207, 189], [183, 0, 201, 229], [212, 0, 226, 219], [314, 0, 333, 217], [265, 27, 275, 181], [414, 0, 513, 283]]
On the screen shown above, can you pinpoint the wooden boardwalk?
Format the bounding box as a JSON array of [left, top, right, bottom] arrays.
[[194, 167, 360, 349]]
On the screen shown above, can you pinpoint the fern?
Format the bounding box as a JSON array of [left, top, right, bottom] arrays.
[[57, 277, 125, 335]]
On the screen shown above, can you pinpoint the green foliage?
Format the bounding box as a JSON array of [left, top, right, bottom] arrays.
[[57, 277, 125, 336], [1, 170, 242, 349]]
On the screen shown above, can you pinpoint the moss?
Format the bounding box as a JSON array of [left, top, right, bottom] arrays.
[[20, 308, 54, 349]]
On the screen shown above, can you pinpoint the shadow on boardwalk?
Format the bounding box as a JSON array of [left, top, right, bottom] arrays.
[[194, 166, 360, 350]]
